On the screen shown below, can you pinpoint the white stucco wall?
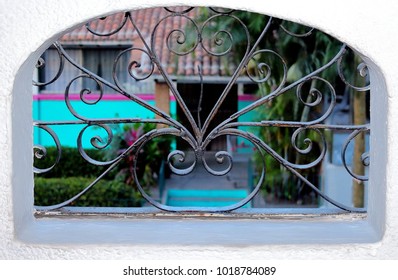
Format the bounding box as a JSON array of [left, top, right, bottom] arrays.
[[0, 0, 398, 259]]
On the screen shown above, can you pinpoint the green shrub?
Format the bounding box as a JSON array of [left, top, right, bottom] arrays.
[[34, 177, 143, 207], [34, 146, 110, 179], [33, 123, 171, 208]]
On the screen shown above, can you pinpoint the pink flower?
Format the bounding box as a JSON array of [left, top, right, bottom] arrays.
[[124, 127, 143, 146]]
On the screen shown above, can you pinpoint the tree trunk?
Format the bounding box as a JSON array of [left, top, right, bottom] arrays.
[[352, 56, 367, 208]]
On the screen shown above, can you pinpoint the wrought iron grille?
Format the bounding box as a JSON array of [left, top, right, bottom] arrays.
[[33, 7, 370, 213]]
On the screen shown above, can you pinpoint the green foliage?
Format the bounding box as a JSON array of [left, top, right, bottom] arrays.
[[253, 124, 322, 201], [104, 122, 172, 187], [34, 177, 143, 207], [34, 146, 108, 179], [34, 122, 172, 207]]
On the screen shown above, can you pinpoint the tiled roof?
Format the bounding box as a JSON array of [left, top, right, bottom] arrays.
[[60, 7, 238, 77]]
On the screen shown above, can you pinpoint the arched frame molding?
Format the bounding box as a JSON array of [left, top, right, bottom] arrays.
[[1, 0, 394, 258]]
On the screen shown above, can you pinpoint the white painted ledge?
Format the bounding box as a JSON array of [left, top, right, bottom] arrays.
[[16, 208, 377, 245], [20, 217, 378, 246]]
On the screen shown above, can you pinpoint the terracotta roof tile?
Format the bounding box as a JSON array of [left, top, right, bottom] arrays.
[[60, 7, 238, 77]]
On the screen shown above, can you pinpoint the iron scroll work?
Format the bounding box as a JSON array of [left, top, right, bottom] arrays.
[[33, 7, 370, 213]]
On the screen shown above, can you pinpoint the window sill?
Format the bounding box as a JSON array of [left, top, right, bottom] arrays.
[[16, 207, 379, 246]]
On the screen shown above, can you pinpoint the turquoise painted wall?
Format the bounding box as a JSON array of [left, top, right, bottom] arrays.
[[34, 98, 177, 148], [33, 97, 255, 151], [236, 100, 258, 153]]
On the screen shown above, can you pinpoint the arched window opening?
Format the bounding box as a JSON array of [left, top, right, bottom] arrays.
[[32, 6, 370, 215]]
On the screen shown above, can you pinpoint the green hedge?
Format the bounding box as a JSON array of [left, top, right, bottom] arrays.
[[34, 177, 143, 207], [34, 146, 112, 179]]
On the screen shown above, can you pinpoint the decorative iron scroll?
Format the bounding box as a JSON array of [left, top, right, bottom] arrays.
[[33, 7, 370, 213]]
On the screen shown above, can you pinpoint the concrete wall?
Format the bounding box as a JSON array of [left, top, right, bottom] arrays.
[[0, 0, 397, 259]]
